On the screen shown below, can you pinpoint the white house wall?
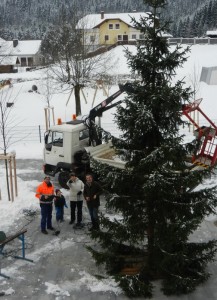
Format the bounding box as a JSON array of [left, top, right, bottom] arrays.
[[129, 28, 143, 40], [83, 28, 99, 49]]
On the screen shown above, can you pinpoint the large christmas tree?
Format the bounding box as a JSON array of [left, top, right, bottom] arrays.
[[88, 0, 217, 297]]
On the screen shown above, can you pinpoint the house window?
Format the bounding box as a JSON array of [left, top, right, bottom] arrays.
[[117, 35, 122, 41], [109, 24, 113, 29], [132, 34, 137, 39], [115, 24, 120, 29], [90, 35, 95, 42], [139, 34, 145, 39], [105, 35, 109, 41]]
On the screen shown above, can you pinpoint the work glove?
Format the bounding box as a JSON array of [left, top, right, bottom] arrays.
[[77, 191, 82, 196]]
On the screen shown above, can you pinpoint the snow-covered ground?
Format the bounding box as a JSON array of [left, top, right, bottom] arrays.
[[1, 44, 217, 298]]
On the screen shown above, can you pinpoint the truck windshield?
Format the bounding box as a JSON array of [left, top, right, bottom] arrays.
[[52, 131, 63, 147], [45, 131, 63, 150]]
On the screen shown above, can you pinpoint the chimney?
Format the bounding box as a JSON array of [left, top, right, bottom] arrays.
[[100, 11, 104, 19], [13, 39, 18, 47]]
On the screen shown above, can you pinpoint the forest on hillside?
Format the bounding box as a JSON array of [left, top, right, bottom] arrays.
[[173, 0, 217, 37], [0, 0, 214, 40]]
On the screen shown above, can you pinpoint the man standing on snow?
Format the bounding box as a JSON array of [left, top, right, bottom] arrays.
[[83, 174, 103, 231], [35, 176, 55, 234], [67, 173, 84, 228]]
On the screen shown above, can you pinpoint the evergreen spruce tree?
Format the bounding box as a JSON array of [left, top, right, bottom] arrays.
[[87, 0, 217, 297]]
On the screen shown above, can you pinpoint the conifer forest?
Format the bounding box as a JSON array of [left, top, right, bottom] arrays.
[[0, 0, 216, 40]]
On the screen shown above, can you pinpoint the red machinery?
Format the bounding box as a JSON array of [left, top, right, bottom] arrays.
[[182, 99, 217, 169]]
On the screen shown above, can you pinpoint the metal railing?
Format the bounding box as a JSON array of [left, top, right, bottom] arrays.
[[168, 37, 217, 45], [0, 125, 46, 145]]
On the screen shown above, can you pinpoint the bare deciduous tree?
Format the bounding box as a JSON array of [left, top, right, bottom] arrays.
[[0, 83, 20, 201], [188, 63, 201, 100], [40, 69, 56, 128], [41, 9, 113, 116]]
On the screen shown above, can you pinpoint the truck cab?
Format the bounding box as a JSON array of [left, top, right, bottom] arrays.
[[44, 120, 90, 187], [43, 83, 134, 188]]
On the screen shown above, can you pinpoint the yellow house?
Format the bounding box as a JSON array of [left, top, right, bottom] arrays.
[[77, 11, 149, 49]]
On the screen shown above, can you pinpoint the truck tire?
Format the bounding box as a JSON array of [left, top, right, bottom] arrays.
[[58, 171, 70, 189]]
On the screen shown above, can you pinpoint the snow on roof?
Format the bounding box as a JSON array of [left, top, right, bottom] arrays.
[[0, 55, 19, 65], [161, 32, 173, 38], [206, 30, 217, 36], [77, 12, 149, 29], [0, 40, 41, 56]]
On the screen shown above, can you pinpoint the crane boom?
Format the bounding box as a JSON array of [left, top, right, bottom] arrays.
[[85, 82, 134, 146]]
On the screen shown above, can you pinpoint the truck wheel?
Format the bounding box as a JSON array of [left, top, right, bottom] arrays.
[[58, 171, 70, 189]]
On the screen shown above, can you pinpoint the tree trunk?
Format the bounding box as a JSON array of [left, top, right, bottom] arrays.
[[74, 84, 81, 116]]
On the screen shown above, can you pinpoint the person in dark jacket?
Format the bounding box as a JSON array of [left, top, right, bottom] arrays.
[[83, 174, 103, 231], [54, 189, 68, 222]]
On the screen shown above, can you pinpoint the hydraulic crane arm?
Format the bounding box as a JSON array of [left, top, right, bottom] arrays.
[[88, 82, 134, 122], [85, 82, 134, 146]]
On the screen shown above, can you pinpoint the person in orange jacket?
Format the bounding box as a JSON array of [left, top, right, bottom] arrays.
[[35, 176, 55, 234]]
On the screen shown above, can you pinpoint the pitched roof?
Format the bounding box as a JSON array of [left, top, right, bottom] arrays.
[[0, 56, 19, 65], [77, 12, 149, 29], [0, 40, 41, 56]]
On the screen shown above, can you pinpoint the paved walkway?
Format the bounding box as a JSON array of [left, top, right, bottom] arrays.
[[1, 159, 217, 299]]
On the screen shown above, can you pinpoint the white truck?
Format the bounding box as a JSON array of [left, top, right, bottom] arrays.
[[43, 83, 133, 188]]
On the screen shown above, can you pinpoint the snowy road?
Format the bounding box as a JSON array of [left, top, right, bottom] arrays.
[[1, 159, 217, 299], [0, 159, 124, 299]]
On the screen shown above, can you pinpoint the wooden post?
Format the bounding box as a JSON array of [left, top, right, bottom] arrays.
[[13, 155, 18, 197], [51, 107, 55, 125], [44, 107, 55, 129], [9, 157, 14, 202], [102, 85, 109, 97], [92, 86, 98, 107], [92, 80, 109, 107], [0, 153, 18, 201], [44, 108, 48, 131]]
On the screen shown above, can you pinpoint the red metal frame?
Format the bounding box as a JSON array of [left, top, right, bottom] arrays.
[[182, 99, 217, 167]]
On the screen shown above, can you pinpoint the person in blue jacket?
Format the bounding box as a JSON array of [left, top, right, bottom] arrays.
[[54, 189, 68, 222]]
